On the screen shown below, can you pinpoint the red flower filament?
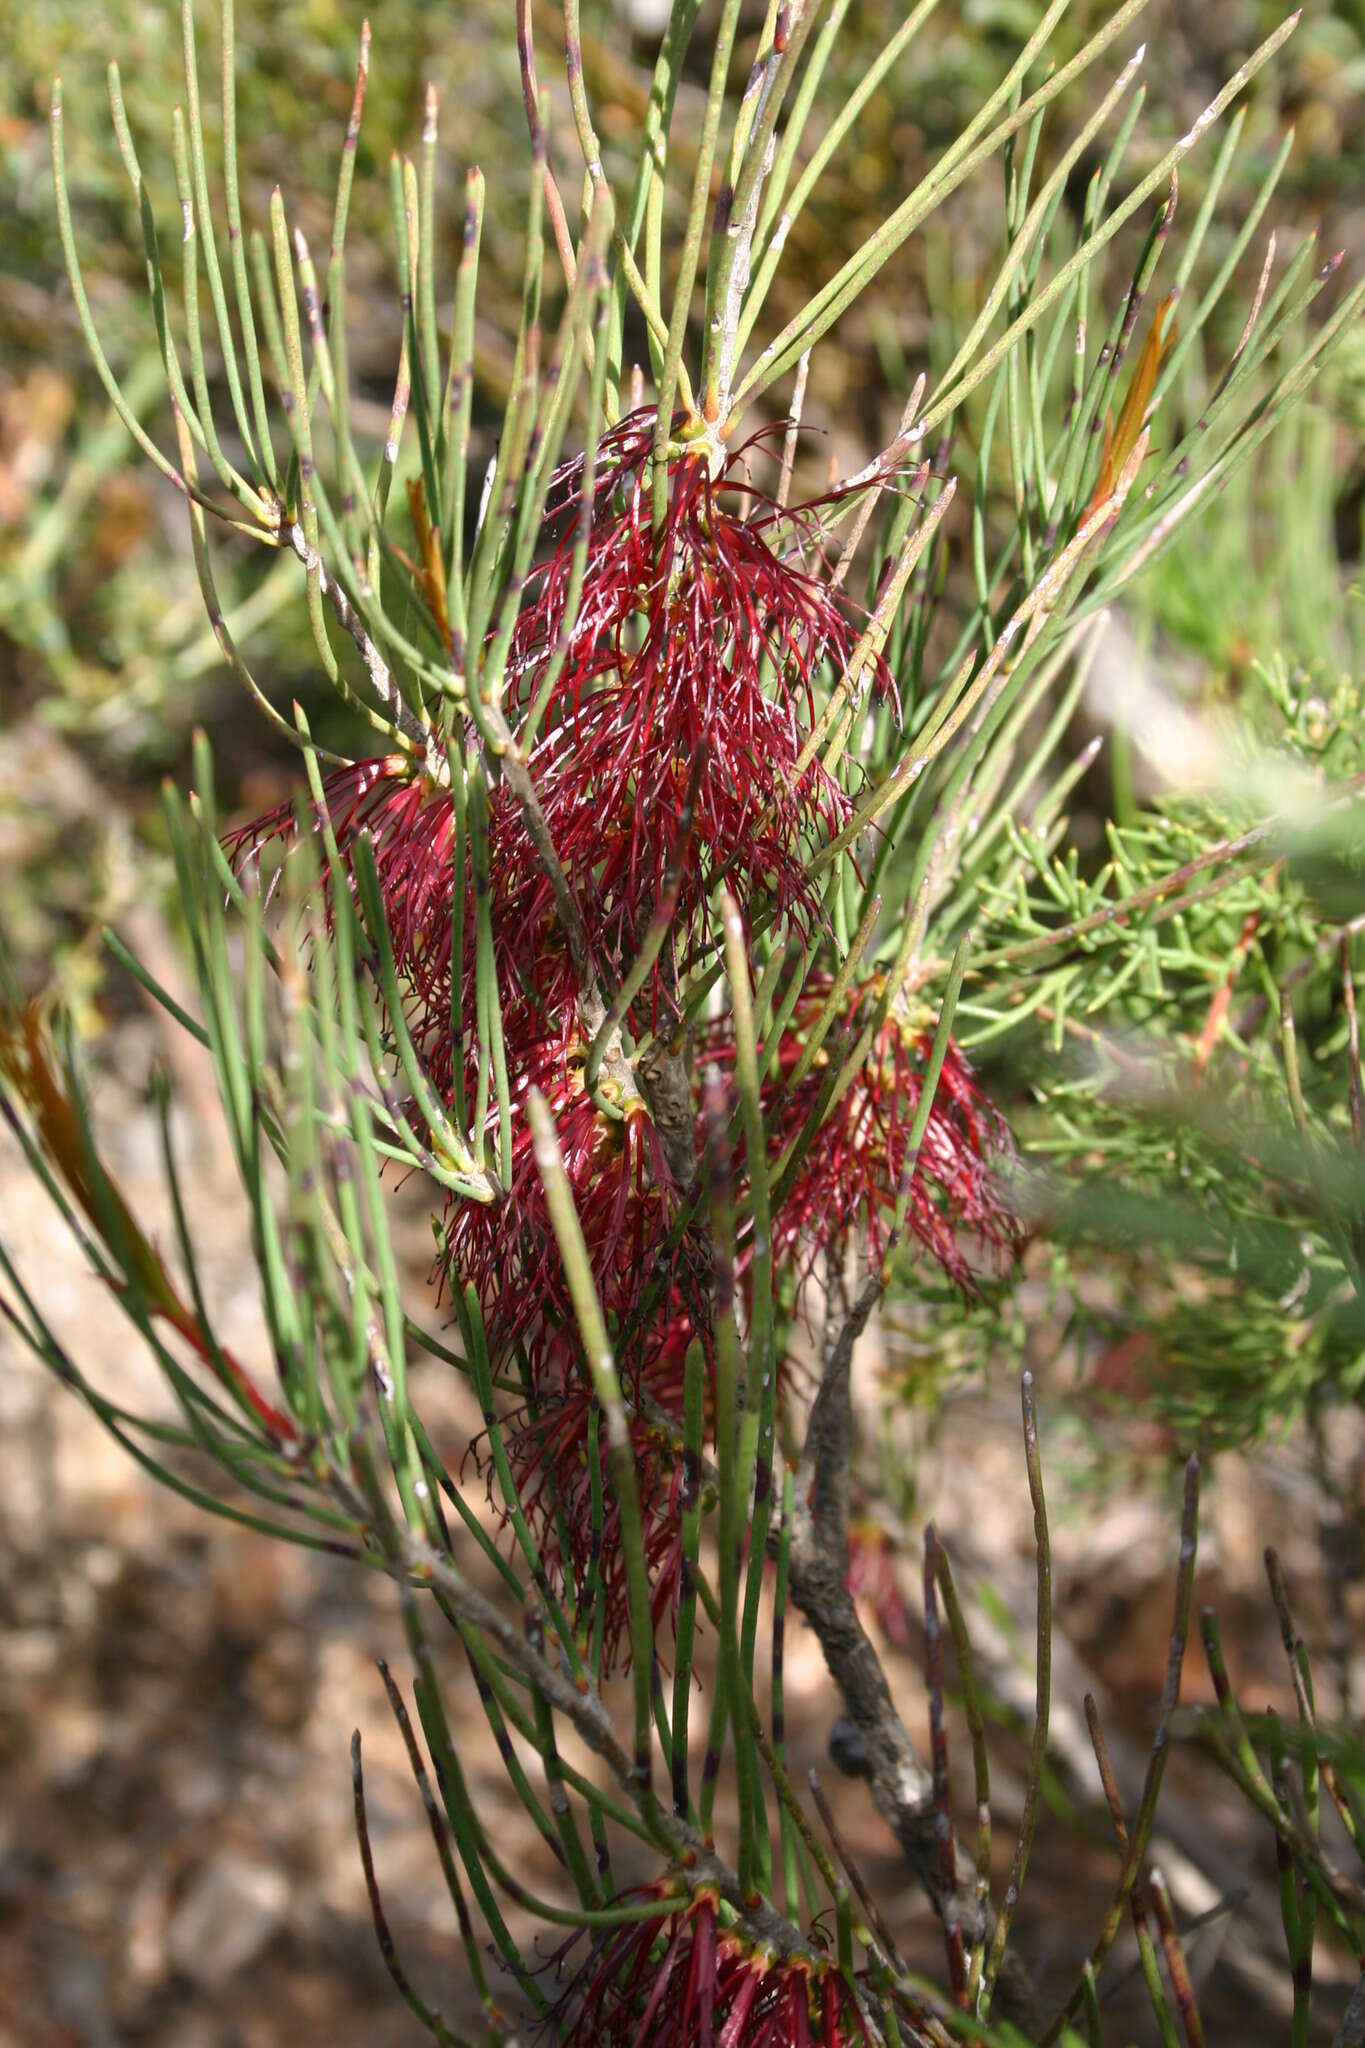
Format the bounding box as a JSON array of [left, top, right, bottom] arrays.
[[223, 421, 1021, 1685], [551, 1887, 874, 2048]]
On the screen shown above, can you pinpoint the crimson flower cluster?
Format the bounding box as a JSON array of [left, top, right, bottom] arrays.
[[551, 1888, 874, 2047], [742, 975, 1022, 1295], [503, 1315, 697, 1671], [231, 419, 1020, 1671], [504, 413, 866, 984]]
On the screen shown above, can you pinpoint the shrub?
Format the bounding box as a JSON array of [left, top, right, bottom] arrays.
[[5, 1, 1364, 2040]]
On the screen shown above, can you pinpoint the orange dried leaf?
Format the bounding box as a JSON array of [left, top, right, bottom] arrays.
[[406, 476, 450, 643], [1, 1004, 297, 1441], [1084, 293, 1176, 521]]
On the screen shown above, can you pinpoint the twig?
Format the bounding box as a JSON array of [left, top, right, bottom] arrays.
[[1149, 1867, 1209, 2048], [337, 1422, 823, 1972], [924, 1524, 968, 2002], [1332, 1975, 1365, 2048], [776, 351, 811, 512], [1043, 1454, 1201, 2041], [785, 1273, 1039, 2025], [979, 771, 1365, 971], [351, 1729, 463, 2045], [982, 1373, 1050, 2011], [808, 1768, 908, 1974]]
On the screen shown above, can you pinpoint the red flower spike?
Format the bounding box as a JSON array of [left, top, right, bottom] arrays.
[[217, 420, 1007, 1690], [505, 409, 895, 989], [500, 1317, 705, 1669], [225, 757, 579, 1059], [771, 990, 1022, 1294], [224, 412, 904, 1074], [436, 999, 706, 1677], [549, 1886, 875, 2048], [226, 408, 905, 1045], [703, 975, 1022, 1297], [437, 992, 683, 1356]]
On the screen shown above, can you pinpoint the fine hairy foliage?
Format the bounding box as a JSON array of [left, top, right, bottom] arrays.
[[5, 1, 1365, 2043]]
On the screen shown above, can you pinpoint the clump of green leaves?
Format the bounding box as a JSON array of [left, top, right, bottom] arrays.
[[957, 564, 1365, 1452]]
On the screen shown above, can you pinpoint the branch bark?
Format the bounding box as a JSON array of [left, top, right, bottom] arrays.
[[1335, 1975, 1365, 2048], [786, 1275, 1039, 2028]]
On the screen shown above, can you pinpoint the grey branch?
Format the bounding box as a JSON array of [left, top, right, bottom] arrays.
[[786, 1273, 1038, 2028], [1334, 1976, 1365, 2048]]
